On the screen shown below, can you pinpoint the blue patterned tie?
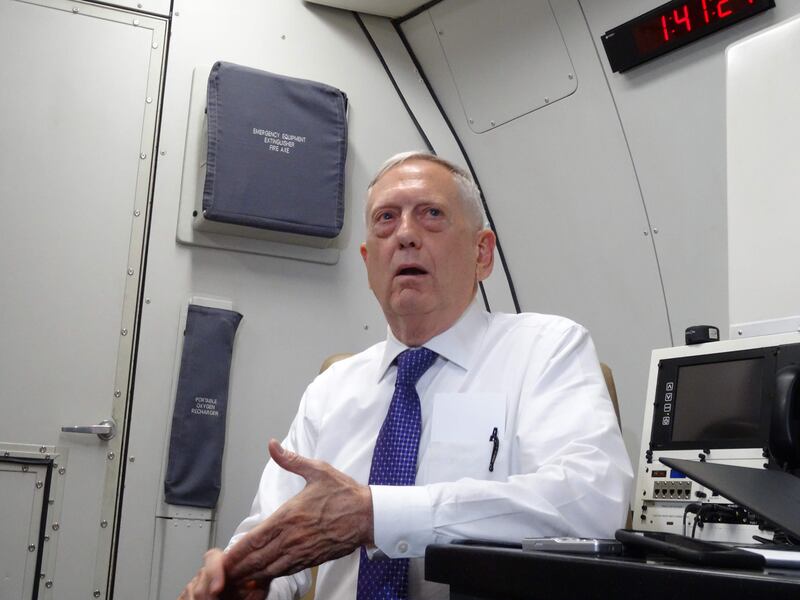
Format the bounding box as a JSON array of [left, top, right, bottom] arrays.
[[356, 347, 438, 600]]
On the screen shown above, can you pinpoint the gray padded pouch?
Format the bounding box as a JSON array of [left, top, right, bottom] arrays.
[[164, 304, 243, 508], [203, 61, 348, 238]]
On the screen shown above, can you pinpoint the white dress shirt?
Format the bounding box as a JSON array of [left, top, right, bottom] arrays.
[[227, 300, 633, 600]]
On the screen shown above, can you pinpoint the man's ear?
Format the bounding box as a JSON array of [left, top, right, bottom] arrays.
[[475, 229, 496, 282], [360, 242, 368, 264]]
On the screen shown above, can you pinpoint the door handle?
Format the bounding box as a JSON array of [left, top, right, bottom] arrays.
[[61, 418, 117, 441]]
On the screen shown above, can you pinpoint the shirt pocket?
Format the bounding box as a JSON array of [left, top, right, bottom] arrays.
[[424, 393, 507, 482]]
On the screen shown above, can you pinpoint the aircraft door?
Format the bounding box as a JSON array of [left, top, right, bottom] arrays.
[[0, 1, 165, 598]]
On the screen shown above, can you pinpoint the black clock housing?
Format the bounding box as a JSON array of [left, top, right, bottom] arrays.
[[602, 0, 776, 73]]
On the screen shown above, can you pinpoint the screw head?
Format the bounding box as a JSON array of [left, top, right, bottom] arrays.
[[28, 544, 36, 552], [52, 523, 59, 531], [101, 520, 108, 528], [45, 580, 53, 589], [139, 152, 147, 159], [127, 268, 134, 276], [653, 228, 659, 234], [107, 452, 115, 461], [544, 97, 550, 103], [146, 97, 153, 104], [39, 446, 47, 453], [133, 19, 140, 26], [568, 73, 574, 79], [121, 329, 128, 336], [36, 481, 43, 489], [129, 456, 136, 463], [22, 465, 29, 472], [94, 591, 102, 598], [114, 390, 121, 398], [134, 210, 141, 217], [72, 7, 79, 13], [152, 42, 158, 49]]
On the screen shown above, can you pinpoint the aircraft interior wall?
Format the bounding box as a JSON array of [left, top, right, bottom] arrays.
[[2, 0, 798, 598]]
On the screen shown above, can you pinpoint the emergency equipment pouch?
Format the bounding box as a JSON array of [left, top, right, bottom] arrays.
[[164, 304, 243, 508], [202, 61, 348, 238]]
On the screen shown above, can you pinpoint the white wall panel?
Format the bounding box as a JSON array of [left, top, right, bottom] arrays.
[[727, 14, 800, 330], [580, 0, 798, 345], [114, 1, 433, 596], [401, 0, 671, 466]]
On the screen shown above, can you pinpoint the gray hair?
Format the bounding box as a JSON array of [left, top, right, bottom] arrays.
[[366, 151, 486, 230]]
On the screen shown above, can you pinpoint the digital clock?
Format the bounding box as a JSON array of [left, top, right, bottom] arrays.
[[602, 0, 776, 73]]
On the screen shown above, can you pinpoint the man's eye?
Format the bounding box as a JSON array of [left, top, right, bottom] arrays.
[[379, 212, 393, 221], [428, 208, 442, 217]]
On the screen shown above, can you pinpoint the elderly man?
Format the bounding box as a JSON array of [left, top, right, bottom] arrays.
[[181, 152, 632, 600]]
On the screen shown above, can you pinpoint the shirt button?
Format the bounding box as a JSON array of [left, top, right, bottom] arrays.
[[397, 542, 409, 554]]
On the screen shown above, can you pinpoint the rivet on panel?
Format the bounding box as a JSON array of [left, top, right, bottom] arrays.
[[52, 523, 59, 531], [94, 591, 102, 598], [437, 29, 444, 35], [44, 535, 50, 542], [363, 324, 369, 330], [152, 42, 159, 49], [159, 151, 166, 156], [36, 481, 43, 489], [174, 11, 179, 16], [129, 456, 136, 463], [544, 97, 550, 103], [114, 390, 121, 398], [40, 446, 47, 453], [281, 34, 286, 40], [490, 121, 496, 127], [137, 3, 143, 7], [101, 520, 108, 528], [643, 231, 649, 236], [653, 228, 659, 234], [134, 210, 141, 217], [468, 119, 474, 124], [121, 329, 128, 336], [28, 544, 36, 552], [738, 330, 743, 336], [40, 573, 45, 579], [146, 97, 153, 104], [568, 73, 574, 80], [45, 581, 53, 589], [107, 452, 115, 461], [3, 451, 9, 457], [72, 7, 79, 13], [140, 152, 147, 159], [133, 19, 140, 26], [22, 465, 29, 472], [127, 268, 134, 276], [145, 298, 151, 304]]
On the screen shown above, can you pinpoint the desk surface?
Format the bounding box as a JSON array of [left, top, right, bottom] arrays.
[[425, 543, 800, 600]]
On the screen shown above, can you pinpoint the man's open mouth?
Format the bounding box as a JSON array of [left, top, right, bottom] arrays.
[[396, 266, 428, 276]]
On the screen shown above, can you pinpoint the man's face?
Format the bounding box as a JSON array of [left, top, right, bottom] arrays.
[[360, 159, 494, 333]]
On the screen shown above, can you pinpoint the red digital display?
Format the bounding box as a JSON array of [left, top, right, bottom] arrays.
[[634, 0, 761, 54], [602, 0, 775, 73]]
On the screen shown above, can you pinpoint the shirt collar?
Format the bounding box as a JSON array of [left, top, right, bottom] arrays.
[[376, 299, 489, 382]]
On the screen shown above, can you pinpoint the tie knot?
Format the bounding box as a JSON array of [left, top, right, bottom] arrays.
[[395, 347, 438, 388]]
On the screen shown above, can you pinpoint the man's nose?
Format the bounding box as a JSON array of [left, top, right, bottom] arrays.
[[396, 213, 421, 248]]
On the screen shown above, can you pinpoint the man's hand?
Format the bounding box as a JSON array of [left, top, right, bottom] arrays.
[[223, 439, 374, 585], [178, 549, 268, 600]]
